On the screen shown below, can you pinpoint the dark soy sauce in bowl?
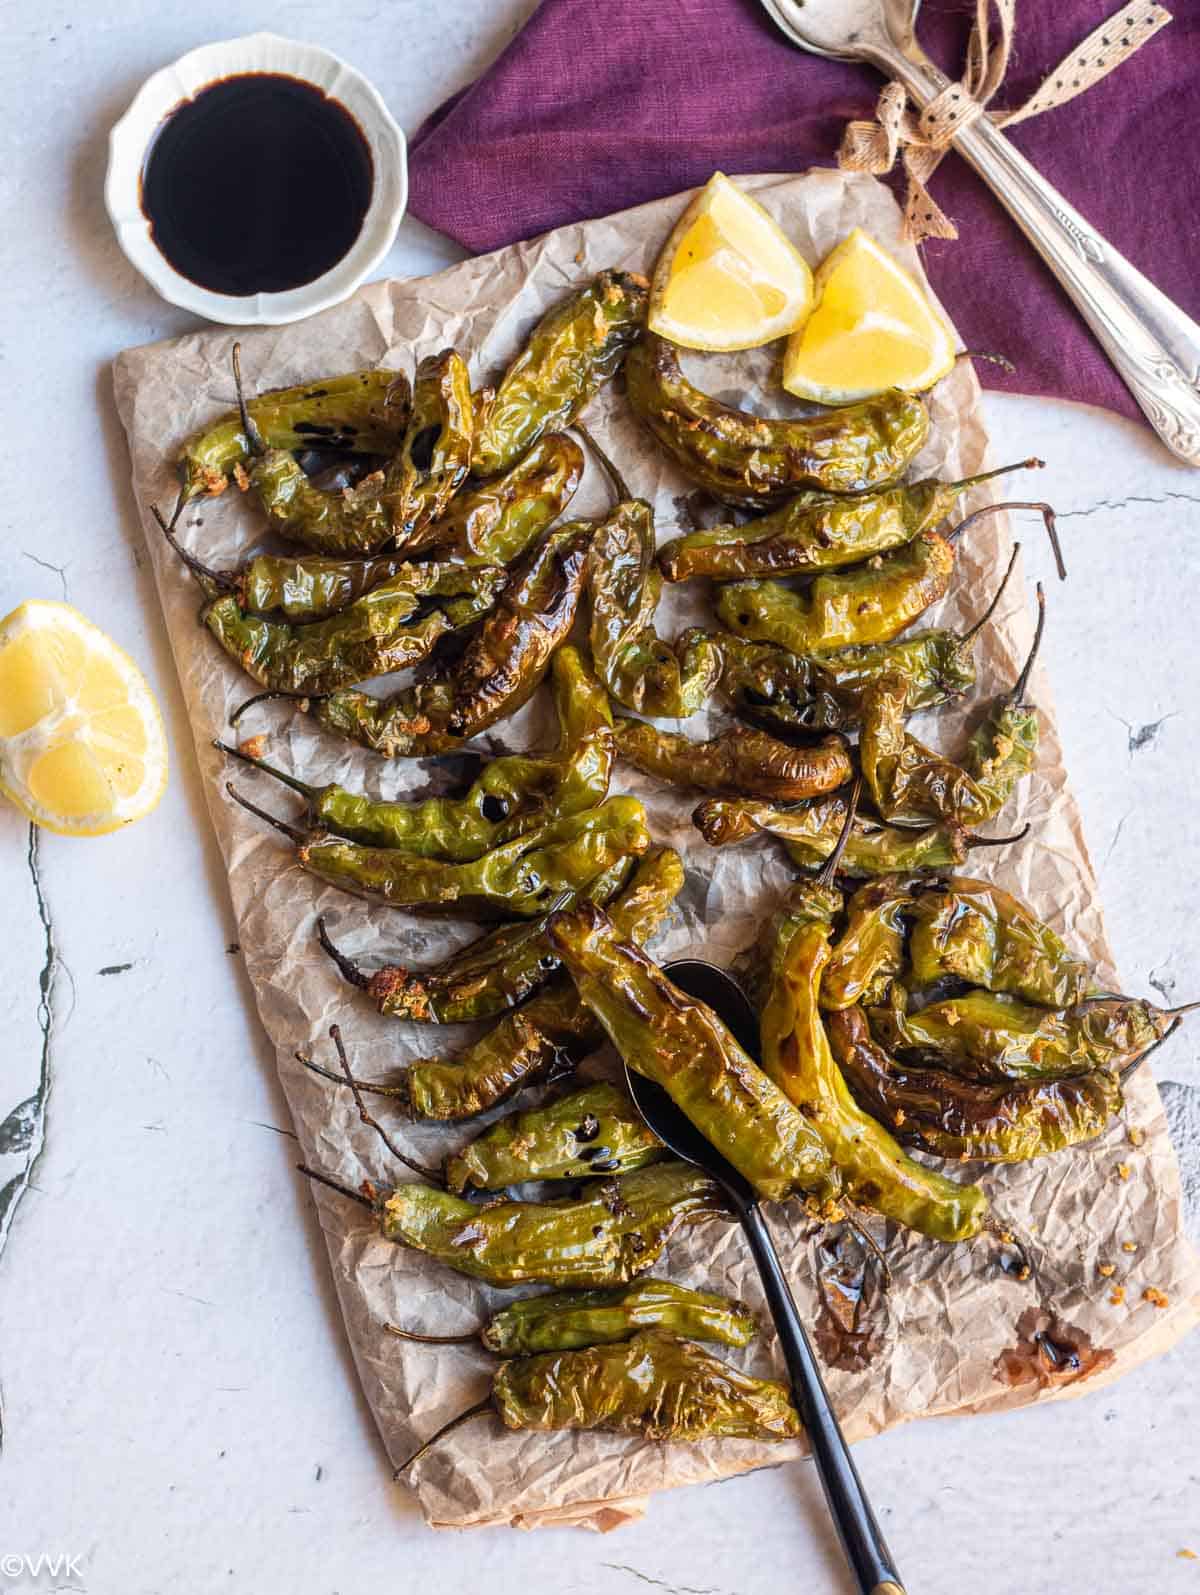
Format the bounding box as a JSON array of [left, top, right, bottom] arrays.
[[141, 72, 373, 297]]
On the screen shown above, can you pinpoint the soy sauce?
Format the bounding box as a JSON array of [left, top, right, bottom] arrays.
[[141, 72, 373, 297]]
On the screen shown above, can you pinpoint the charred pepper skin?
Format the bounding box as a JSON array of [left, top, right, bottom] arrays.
[[236, 552, 419, 622], [548, 902, 839, 1206], [472, 271, 650, 478], [587, 499, 722, 718], [759, 877, 989, 1242], [179, 368, 410, 500], [246, 450, 395, 555], [820, 875, 920, 1011], [614, 717, 852, 802], [716, 532, 956, 656], [385, 349, 478, 543], [828, 1005, 1123, 1163], [491, 1330, 801, 1442], [445, 1080, 664, 1192], [909, 877, 1095, 1008], [478, 1279, 757, 1354], [379, 1161, 727, 1288]]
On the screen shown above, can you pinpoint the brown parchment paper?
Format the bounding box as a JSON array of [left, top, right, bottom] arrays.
[[113, 171, 1200, 1533]]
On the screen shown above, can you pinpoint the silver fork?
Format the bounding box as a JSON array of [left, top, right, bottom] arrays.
[[761, 0, 1200, 466]]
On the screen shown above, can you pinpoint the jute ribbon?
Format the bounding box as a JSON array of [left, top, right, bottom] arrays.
[[838, 1, 1172, 244]]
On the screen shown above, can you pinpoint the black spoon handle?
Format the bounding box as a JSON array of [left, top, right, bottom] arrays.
[[739, 1200, 906, 1595]]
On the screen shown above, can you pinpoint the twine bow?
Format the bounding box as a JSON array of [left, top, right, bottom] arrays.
[[839, 1, 1172, 244]]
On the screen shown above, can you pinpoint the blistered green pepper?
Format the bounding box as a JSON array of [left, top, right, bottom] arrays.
[[658, 460, 1040, 580], [445, 1080, 664, 1192], [827, 1005, 1123, 1163], [385, 348, 477, 543], [820, 875, 921, 1010], [626, 332, 930, 503], [909, 876, 1095, 1008], [472, 271, 650, 477], [549, 901, 839, 1205], [614, 717, 851, 801]]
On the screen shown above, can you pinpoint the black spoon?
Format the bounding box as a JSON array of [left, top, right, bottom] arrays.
[[622, 956, 905, 1595]]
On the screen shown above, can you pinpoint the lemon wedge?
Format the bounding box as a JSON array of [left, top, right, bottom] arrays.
[[648, 173, 814, 351], [782, 227, 956, 404], [0, 600, 168, 836]]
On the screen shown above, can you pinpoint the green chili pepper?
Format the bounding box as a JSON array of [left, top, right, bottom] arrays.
[[385, 348, 477, 543], [445, 1080, 664, 1192], [178, 367, 410, 500], [548, 901, 839, 1205], [308, 680, 464, 760], [820, 875, 921, 1011], [626, 332, 930, 504], [228, 791, 650, 918], [658, 459, 1042, 580], [869, 987, 1185, 1083], [908, 876, 1095, 1008], [472, 272, 650, 478], [827, 1005, 1124, 1163], [614, 717, 851, 801], [401, 432, 584, 565], [759, 839, 989, 1241]]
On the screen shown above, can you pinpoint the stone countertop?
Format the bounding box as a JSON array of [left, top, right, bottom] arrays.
[[0, 4, 1196, 1592]]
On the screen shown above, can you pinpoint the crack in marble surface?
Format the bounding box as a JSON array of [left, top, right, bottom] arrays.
[[1058, 489, 1200, 519], [602, 1565, 731, 1595]]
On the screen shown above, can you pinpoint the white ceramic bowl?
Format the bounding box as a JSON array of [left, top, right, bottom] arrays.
[[105, 32, 407, 325]]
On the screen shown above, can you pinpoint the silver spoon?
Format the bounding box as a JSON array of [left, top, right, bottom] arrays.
[[623, 955, 905, 1595], [759, 0, 1200, 466]]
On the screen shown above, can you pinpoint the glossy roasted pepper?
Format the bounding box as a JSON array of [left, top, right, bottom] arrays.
[[909, 876, 1095, 1008], [869, 987, 1186, 1082], [614, 717, 851, 801], [820, 875, 921, 1010], [178, 367, 410, 500], [445, 1080, 665, 1192], [472, 271, 650, 477], [385, 348, 478, 543], [386, 1278, 756, 1355], [397, 1330, 800, 1474], [549, 901, 840, 1205], [759, 848, 989, 1241], [827, 1005, 1123, 1162], [626, 332, 930, 504], [658, 459, 1041, 580], [228, 791, 650, 918]]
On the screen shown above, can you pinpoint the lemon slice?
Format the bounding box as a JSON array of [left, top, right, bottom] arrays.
[[782, 227, 956, 404], [648, 172, 814, 352], [0, 600, 168, 836]]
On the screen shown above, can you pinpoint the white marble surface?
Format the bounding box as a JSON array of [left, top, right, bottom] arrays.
[[1, 4, 1198, 1592]]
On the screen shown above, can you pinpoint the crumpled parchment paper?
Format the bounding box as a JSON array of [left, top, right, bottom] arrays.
[[113, 170, 1200, 1533]]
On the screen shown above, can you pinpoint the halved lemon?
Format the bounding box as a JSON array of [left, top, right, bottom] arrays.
[[648, 172, 814, 351], [782, 227, 956, 405], [0, 600, 168, 836]]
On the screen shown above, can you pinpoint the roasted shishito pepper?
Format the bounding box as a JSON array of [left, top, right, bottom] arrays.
[[230, 790, 650, 918], [384, 348, 480, 543], [858, 587, 1045, 827], [178, 367, 410, 501], [445, 1080, 665, 1192], [397, 1330, 800, 1474], [171, 544, 422, 624], [304, 1159, 726, 1287], [827, 1006, 1124, 1163], [820, 875, 921, 1011], [908, 876, 1094, 1008], [869, 986, 1192, 1084], [708, 545, 1020, 737], [614, 717, 851, 802], [472, 271, 650, 478], [548, 901, 839, 1206], [220, 644, 613, 861], [626, 332, 930, 504], [658, 459, 1042, 581], [386, 1278, 757, 1355], [757, 811, 989, 1241]]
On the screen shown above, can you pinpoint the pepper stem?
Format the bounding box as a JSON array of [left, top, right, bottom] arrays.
[[960, 543, 1021, 647], [946, 501, 1066, 582], [393, 1397, 494, 1477], [1168, 1000, 1200, 1017], [816, 777, 861, 887], [151, 497, 236, 597], [316, 915, 371, 990], [296, 1162, 376, 1210], [213, 738, 319, 802], [383, 1321, 479, 1347], [297, 1051, 412, 1103], [964, 822, 1032, 850], [328, 1025, 444, 1186], [231, 342, 265, 457], [575, 421, 631, 505], [1122, 1015, 1184, 1080], [950, 457, 1043, 493], [224, 781, 307, 845], [230, 689, 323, 728], [1009, 584, 1046, 706]]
